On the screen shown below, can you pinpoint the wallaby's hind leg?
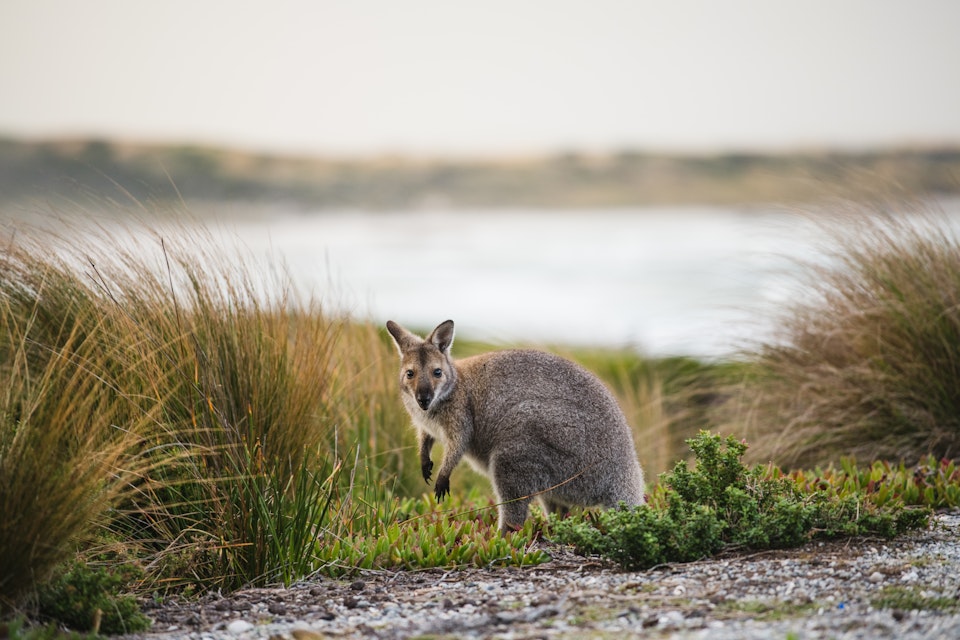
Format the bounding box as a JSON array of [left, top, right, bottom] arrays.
[[490, 455, 536, 533], [496, 495, 532, 534]]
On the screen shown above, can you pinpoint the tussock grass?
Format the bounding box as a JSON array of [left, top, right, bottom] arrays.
[[0, 237, 155, 610], [0, 215, 368, 605], [91, 226, 347, 589], [738, 200, 960, 467], [0, 210, 548, 616], [108, 226, 395, 590]]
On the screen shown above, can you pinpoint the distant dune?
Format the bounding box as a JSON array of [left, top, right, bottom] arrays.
[[1, 137, 958, 211]]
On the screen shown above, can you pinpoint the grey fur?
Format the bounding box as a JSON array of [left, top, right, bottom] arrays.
[[386, 319, 646, 532]]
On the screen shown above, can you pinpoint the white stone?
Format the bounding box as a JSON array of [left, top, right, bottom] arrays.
[[227, 619, 255, 635], [658, 610, 685, 626]]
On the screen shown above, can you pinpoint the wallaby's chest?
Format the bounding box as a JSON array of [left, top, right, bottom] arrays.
[[403, 393, 472, 444], [407, 405, 446, 441]]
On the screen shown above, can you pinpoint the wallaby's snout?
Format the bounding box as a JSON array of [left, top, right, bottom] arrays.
[[415, 385, 433, 410]]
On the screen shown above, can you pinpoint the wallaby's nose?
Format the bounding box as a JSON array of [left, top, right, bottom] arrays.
[[416, 391, 433, 411]]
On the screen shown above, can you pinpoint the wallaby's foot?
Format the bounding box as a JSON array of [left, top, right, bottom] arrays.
[[434, 475, 450, 501], [421, 459, 434, 483]]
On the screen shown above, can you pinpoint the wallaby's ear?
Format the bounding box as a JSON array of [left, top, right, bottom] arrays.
[[386, 320, 420, 354], [428, 319, 455, 354]]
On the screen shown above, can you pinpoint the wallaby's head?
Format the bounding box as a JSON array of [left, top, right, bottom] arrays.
[[386, 319, 457, 412]]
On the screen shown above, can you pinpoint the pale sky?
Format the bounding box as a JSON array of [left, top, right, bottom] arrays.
[[1, 0, 959, 156]]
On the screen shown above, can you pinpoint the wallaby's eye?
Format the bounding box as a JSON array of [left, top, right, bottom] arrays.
[[433, 368, 443, 378], [405, 370, 415, 379]]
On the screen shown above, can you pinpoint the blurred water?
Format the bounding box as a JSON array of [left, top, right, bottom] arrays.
[[9, 194, 959, 358], [221, 205, 843, 358]]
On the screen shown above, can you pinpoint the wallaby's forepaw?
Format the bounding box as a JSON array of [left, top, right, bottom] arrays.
[[434, 476, 450, 501], [421, 459, 434, 484]]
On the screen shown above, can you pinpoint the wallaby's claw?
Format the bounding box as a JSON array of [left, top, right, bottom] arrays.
[[434, 476, 450, 501], [422, 460, 434, 483]]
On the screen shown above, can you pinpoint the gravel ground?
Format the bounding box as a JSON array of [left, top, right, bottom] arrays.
[[126, 512, 960, 640]]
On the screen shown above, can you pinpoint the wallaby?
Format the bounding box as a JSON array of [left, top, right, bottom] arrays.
[[386, 319, 646, 532]]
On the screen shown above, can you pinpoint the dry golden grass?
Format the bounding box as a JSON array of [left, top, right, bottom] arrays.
[[734, 198, 960, 467], [0, 237, 158, 609]]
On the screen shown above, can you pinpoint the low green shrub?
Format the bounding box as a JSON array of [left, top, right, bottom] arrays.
[[550, 432, 930, 570], [0, 616, 101, 640], [36, 560, 150, 635]]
